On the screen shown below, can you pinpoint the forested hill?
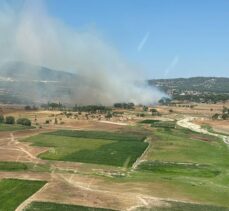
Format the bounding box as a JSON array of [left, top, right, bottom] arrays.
[[149, 77, 229, 93], [149, 77, 229, 103]]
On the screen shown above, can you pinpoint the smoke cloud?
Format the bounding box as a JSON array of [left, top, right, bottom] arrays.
[[0, 0, 165, 105]]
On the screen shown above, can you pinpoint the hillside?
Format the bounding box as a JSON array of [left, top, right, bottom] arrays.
[[0, 62, 77, 82], [149, 77, 229, 103], [0, 62, 80, 104]]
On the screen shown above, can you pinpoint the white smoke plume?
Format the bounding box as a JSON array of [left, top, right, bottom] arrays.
[[0, 0, 165, 105]]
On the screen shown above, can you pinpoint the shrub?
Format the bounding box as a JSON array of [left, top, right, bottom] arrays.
[[17, 118, 32, 126], [5, 116, 15, 124], [0, 115, 4, 123]]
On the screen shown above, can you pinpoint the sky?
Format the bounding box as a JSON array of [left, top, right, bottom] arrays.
[[3, 0, 229, 79]]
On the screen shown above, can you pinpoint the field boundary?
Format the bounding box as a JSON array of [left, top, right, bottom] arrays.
[[15, 182, 49, 211], [132, 137, 151, 170]]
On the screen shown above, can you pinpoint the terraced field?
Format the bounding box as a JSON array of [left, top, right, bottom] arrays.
[[0, 179, 46, 211], [23, 130, 148, 167]]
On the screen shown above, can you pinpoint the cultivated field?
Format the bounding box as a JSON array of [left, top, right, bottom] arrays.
[[0, 104, 228, 210], [23, 130, 148, 167], [0, 179, 46, 211]]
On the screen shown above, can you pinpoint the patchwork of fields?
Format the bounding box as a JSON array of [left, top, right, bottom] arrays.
[[0, 115, 228, 210]]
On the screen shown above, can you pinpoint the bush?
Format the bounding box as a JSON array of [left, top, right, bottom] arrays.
[[212, 113, 220, 120], [17, 118, 32, 126], [5, 116, 15, 124], [0, 115, 4, 123]]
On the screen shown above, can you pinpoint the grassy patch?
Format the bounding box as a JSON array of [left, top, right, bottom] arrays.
[[0, 179, 46, 211], [151, 121, 176, 129], [0, 161, 28, 171], [127, 127, 229, 207], [0, 123, 34, 131], [25, 201, 116, 211], [23, 131, 148, 167], [140, 119, 160, 124], [140, 120, 176, 129], [47, 130, 146, 142], [138, 161, 220, 178], [145, 128, 229, 167], [138, 201, 229, 211]]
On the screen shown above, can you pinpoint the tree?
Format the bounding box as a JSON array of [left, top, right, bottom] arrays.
[[105, 112, 112, 119], [143, 106, 148, 111], [0, 115, 4, 123], [222, 113, 229, 120], [17, 118, 31, 126], [5, 116, 15, 124], [212, 113, 220, 120]]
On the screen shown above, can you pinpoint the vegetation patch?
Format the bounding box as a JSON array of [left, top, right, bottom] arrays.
[[0, 179, 46, 211], [0, 161, 28, 171], [140, 119, 160, 124], [151, 121, 176, 129], [0, 123, 34, 131], [25, 201, 116, 211], [23, 131, 148, 167], [138, 161, 220, 178]]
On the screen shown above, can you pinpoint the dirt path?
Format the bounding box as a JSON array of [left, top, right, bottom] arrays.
[[177, 117, 229, 146]]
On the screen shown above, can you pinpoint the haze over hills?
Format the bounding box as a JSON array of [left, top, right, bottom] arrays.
[[0, 62, 163, 105], [0, 62, 77, 82], [0, 61, 229, 105], [0, 62, 80, 104]]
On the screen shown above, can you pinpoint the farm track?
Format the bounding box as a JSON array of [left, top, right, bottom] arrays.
[[177, 117, 229, 146]]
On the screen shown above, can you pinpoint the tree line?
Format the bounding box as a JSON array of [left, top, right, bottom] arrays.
[[0, 115, 31, 126]]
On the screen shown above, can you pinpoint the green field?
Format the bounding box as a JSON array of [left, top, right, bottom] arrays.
[[23, 130, 148, 167], [0, 179, 46, 211], [47, 130, 146, 142], [138, 201, 229, 211], [127, 126, 229, 207], [0, 161, 28, 171], [25, 201, 116, 211], [138, 161, 220, 178], [145, 127, 229, 166], [0, 123, 34, 131]]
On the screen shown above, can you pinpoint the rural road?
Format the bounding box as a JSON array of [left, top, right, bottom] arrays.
[[177, 117, 229, 146]]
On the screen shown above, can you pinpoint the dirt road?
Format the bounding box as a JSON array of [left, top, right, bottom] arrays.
[[177, 117, 229, 146]]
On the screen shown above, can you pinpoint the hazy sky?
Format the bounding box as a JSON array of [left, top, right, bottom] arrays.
[[3, 0, 229, 79]]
